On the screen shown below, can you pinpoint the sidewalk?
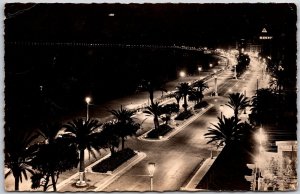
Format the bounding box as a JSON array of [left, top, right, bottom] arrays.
[[57, 151, 146, 191], [180, 157, 216, 191]]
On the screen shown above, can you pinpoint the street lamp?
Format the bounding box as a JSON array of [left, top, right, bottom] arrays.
[[244, 87, 247, 114], [198, 66, 202, 74], [209, 63, 213, 68], [214, 75, 218, 96], [234, 65, 237, 79], [85, 97, 91, 120], [179, 71, 186, 78], [254, 127, 266, 191], [148, 162, 156, 191]]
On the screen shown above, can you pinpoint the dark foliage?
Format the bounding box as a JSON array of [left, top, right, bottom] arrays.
[[175, 110, 193, 120], [161, 103, 179, 114], [30, 138, 79, 191], [194, 101, 209, 109], [91, 148, 136, 173], [236, 53, 250, 77], [196, 142, 253, 190], [146, 124, 173, 139], [176, 82, 194, 112], [4, 128, 38, 191]]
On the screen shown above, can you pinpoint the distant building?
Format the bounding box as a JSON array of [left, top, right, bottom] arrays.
[[235, 26, 273, 56]]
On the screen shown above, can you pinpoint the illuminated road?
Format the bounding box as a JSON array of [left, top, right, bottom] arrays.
[[103, 56, 267, 191]]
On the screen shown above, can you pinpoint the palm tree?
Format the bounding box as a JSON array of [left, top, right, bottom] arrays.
[[116, 121, 140, 150], [101, 121, 120, 155], [63, 118, 103, 184], [5, 128, 38, 191], [37, 122, 62, 144], [109, 105, 135, 124], [144, 102, 163, 130], [249, 88, 277, 126], [30, 122, 78, 191], [203, 118, 255, 190], [109, 106, 140, 150], [188, 90, 202, 105], [137, 80, 166, 106], [204, 116, 243, 147], [172, 91, 182, 108], [176, 82, 193, 112], [226, 93, 249, 120], [193, 80, 208, 103], [160, 103, 179, 124], [30, 137, 79, 191]]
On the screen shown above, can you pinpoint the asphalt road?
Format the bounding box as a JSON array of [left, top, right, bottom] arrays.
[[103, 56, 266, 191], [5, 55, 267, 191]]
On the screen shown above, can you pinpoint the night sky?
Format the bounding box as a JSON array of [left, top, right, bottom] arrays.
[[4, 3, 297, 45]]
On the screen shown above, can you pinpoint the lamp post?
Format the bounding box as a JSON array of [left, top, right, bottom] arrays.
[[255, 126, 266, 191], [234, 65, 237, 79], [244, 87, 247, 114], [85, 97, 91, 121], [214, 75, 218, 96], [198, 66, 202, 75], [148, 163, 156, 191]]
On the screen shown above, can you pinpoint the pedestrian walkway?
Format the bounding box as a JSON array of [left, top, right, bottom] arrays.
[[57, 151, 146, 191]]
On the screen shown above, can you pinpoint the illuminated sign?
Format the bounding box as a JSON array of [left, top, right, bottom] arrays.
[[259, 36, 273, 40]]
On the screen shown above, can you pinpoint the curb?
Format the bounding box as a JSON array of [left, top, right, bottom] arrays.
[[56, 151, 146, 191], [93, 151, 146, 191], [180, 158, 216, 191]]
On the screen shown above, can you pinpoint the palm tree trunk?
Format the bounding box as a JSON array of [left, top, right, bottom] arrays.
[[200, 91, 203, 103], [234, 110, 238, 121], [184, 95, 188, 112], [79, 149, 85, 173], [154, 114, 159, 130], [14, 175, 19, 191], [149, 90, 154, 106], [110, 145, 115, 155], [51, 173, 57, 191], [43, 174, 50, 191], [121, 137, 125, 150]]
